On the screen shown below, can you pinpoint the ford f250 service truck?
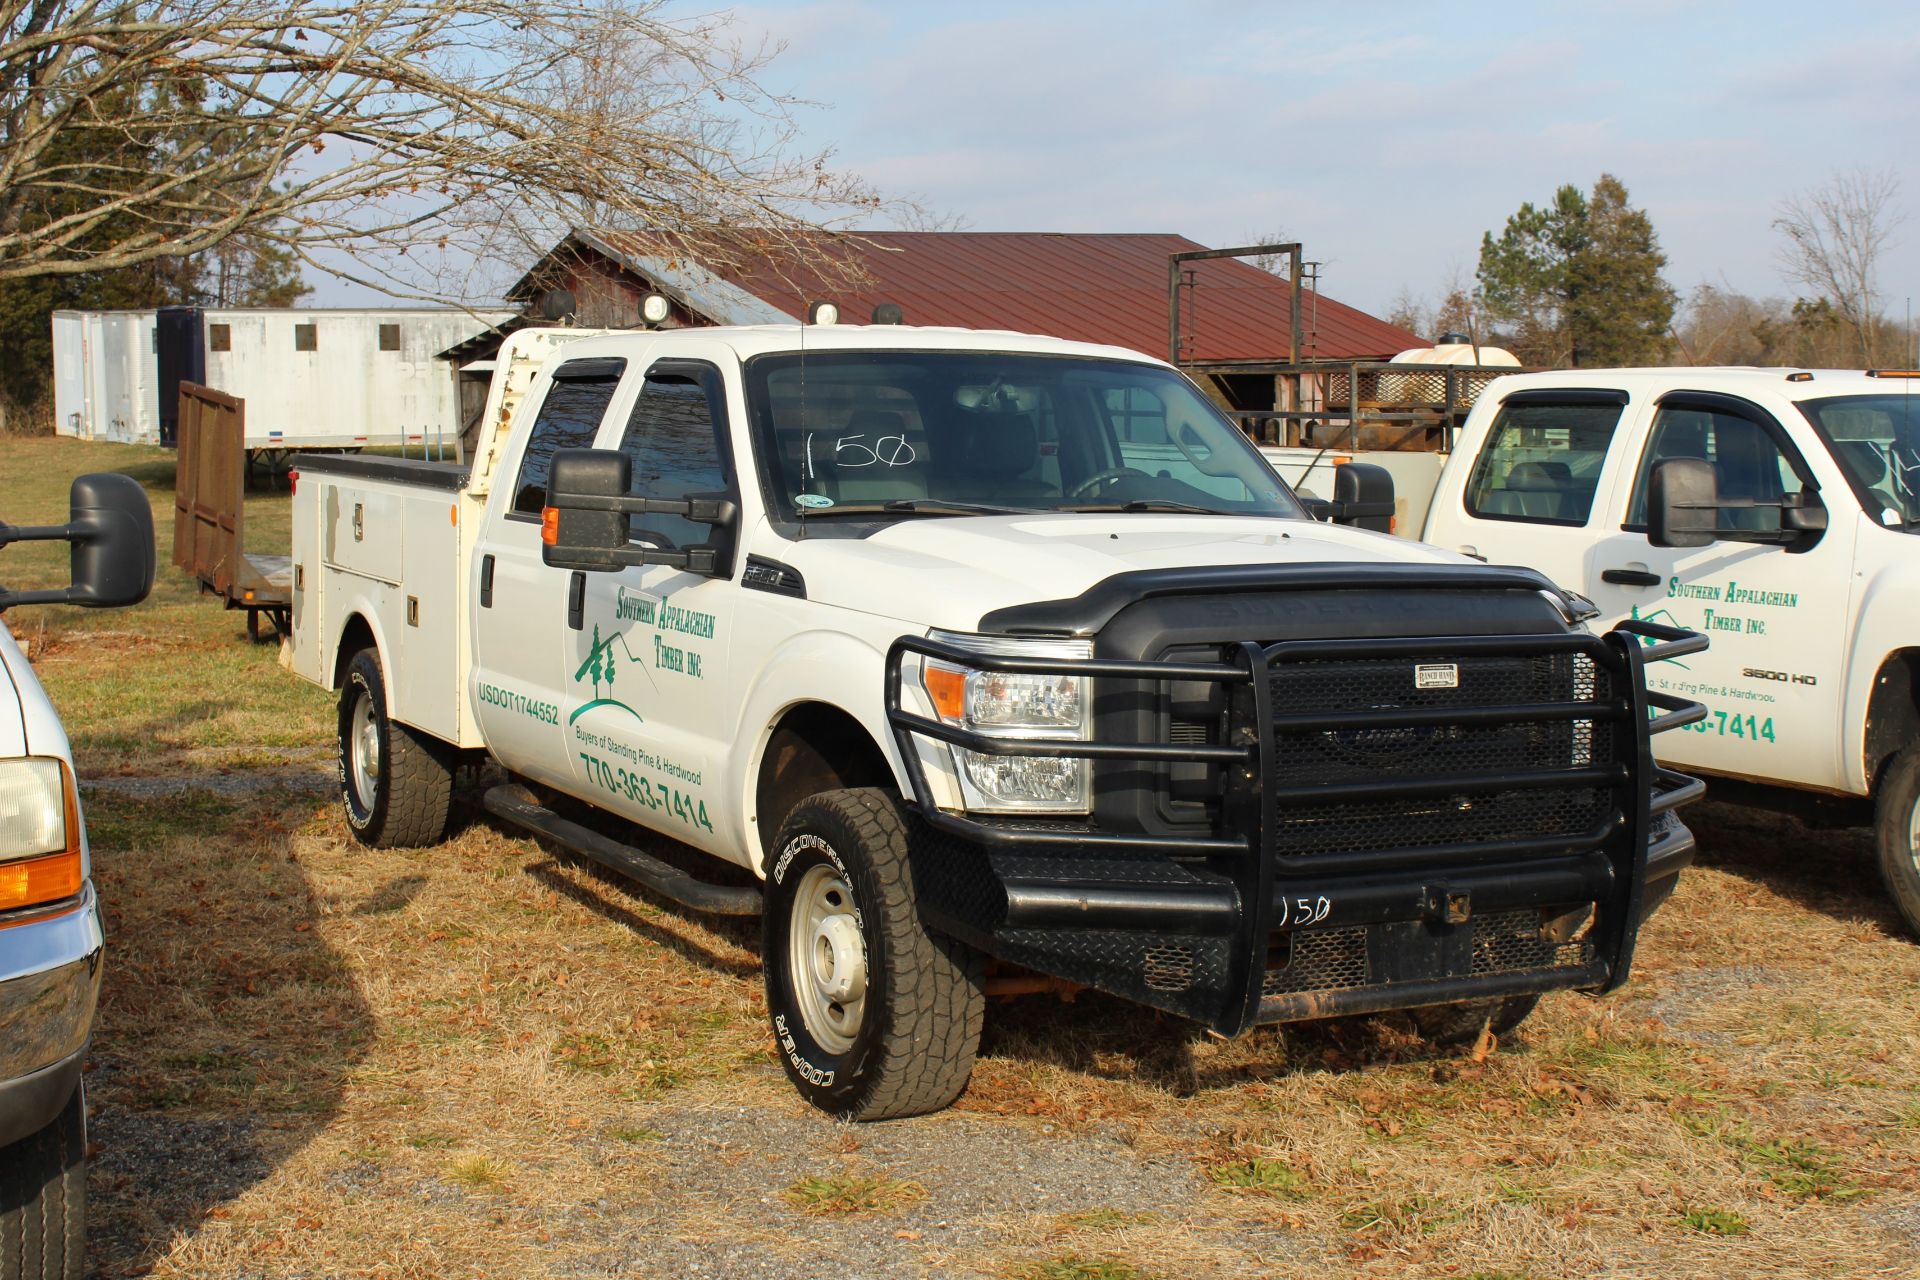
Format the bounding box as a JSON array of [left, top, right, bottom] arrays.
[[1, 474, 155, 1280], [1275, 368, 1920, 937], [288, 323, 1704, 1120]]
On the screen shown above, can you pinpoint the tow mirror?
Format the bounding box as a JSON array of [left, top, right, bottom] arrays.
[[1648, 458, 1718, 549], [0, 473, 156, 610], [1331, 462, 1396, 533], [542, 449, 736, 577]]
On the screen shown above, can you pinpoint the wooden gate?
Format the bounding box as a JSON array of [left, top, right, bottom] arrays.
[[172, 382, 291, 639], [173, 382, 246, 595]]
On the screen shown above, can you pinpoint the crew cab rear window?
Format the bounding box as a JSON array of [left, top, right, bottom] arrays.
[[616, 364, 732, 549], [1464, 397, 1624, 526], [510, 361, 625, 517]]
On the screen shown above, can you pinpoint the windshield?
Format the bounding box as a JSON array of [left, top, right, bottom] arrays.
[[742, 351, 1305, 527], [1797, 393, 1920, 531]]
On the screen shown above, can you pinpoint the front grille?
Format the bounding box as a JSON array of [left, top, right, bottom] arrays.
[[1262, 907, 1596, 997], [1262, 925, 1369, 995], [1269, 650, 1614, 860]]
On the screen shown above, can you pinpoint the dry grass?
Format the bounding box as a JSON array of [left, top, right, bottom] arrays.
[[6, 438, 1919, 1278], [783, 1172, 929, 1215]]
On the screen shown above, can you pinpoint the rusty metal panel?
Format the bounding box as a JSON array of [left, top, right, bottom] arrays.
[[171, 382, 247, 597]]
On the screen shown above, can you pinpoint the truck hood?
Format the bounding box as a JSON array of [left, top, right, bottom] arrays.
[[777, 514, 1476, 632]]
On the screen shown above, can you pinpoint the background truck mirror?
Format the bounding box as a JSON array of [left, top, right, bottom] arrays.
[[1332, 462, 1396, 534], [1648, 458, 1719, 549], [543, 449, 632, 572], [0, 472, 156, 610]]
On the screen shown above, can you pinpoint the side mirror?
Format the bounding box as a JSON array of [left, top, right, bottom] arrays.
[[68, 473, 156, 607], [542, 449, 736, 577], [1648, 458, 1718, 549], [0, 473, 156, 610], [1331, 462, 1396, 534]]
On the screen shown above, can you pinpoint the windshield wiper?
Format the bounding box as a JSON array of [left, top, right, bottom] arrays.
[[798, 499, 1038, 518], [1060, 499, 1238, 515]]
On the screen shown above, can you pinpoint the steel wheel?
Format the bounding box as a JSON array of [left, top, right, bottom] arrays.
[[787, 862, 867, 1055], [348, 686, 381, 813]]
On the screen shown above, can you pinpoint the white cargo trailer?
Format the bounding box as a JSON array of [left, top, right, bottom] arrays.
[[51, 306, 511, 453], [51, 310, 161, 445]]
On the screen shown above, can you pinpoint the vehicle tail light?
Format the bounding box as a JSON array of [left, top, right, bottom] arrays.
[[288, 469, 298, 496]]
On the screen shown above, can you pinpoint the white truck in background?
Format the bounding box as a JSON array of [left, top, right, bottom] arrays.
[[1272, 367, 1920, 936], [285, 319, 1705, 1121]]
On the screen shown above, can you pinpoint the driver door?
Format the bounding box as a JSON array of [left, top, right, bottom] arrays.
[[563, 353, 739, 856], [1585, 393, 1858, 791]]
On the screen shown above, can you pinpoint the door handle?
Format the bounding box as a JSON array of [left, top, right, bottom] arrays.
[[567, 571, 585, 631], [1601, 568, 1662, 587], [479, 553, 495, 608]]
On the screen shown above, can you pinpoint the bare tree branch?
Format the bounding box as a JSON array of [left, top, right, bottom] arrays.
[[0, 1, 888, 299], [1773, 168, 1904, 365]]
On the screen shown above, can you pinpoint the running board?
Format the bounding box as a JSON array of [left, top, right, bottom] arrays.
[[482, 784, 763, 916]]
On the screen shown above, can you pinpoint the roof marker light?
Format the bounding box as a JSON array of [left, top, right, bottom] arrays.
[[1785, 371, 1814, 382], [1866, 369, 1920, 378], [640, 294, 671, 326], [871, 302, 905, 325], [805, 301, 840, 325]]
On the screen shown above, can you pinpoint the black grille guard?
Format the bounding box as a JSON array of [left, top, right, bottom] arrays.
[[885, 612, 1708, 1035]]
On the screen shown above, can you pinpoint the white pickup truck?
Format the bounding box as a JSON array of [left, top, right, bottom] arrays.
[[1274, 368, 1920, 935], [287, 321, 1704, 1119], [0, 475, 154, 1280]]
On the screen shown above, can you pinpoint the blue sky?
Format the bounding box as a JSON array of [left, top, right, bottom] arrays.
[[318, 1, 1920, 325]]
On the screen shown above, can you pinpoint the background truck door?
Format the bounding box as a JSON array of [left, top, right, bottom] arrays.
[[1435, 388, 1639, 591], [1585, 391, 1858, 791], [470, 356, 627, 792], [563, 356, 737, 855]]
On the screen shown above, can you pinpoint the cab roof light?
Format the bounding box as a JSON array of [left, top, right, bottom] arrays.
[[1785, 371, 1814, 382], [805, 301, 840, 325], [1865, 369, 1920, 378]]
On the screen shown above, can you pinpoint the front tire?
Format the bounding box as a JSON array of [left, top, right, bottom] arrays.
[[338, 648, 453, 848], [1874, 746, 1920, 938], [0, 1083, 85, 1280], [762, 788, 984, 1120]]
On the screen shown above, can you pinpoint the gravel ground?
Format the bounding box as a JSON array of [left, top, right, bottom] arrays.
[[558, 1104, 1231, 1279]]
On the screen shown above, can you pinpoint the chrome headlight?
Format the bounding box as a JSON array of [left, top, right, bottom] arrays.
[[919, 631, 1091, 814]]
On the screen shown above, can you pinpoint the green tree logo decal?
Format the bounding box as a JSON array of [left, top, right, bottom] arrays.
[[571, 624, 650, 724]]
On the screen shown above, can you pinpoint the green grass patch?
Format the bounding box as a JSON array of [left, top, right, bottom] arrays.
[[783, 1172, 927, 1215], [552, 1033, 619, 1075], [1010, 1257, 1156, 1280], [1677, 1206, 1749, 1235], [606, 1125, 664, 1143], [1207, 1157, 1309, 1198], [1054, 1208, 1160, 1231], [444, 1154, 512, 1189], [1338, 1194, 1456, 1235], [404, 1131, 459, 1150]]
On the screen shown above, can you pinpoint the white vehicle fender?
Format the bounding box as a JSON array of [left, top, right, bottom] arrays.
[[727, 625, 916, 876], [1843, 558, 1920, 794], [325, 582, 400, 707]]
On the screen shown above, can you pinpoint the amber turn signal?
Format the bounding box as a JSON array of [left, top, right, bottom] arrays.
[[0, 849, 82, 915], [922, 663, 967, 722], [541, 506, 560, 545]]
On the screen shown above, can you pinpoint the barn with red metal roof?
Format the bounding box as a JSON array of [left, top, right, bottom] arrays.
[[506, 227, 1422, 365]]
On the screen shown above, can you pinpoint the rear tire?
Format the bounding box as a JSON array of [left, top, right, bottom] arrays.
[[762, 788, 985, 1120], [1874, 746, 1920, 938], [1410, 994, 1540, 1047], [0, 1083, 85, 1280], [338, 648, 452, 848]]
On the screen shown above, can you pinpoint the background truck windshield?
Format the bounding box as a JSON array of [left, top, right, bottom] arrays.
[[743, 351, 1304, 522], [1798, 393, 1920, 531]]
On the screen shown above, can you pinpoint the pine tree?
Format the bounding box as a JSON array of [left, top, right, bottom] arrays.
[[1476, 174, 1676, 367]]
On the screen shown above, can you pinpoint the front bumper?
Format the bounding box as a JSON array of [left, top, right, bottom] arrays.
[[0, 887, 101, 1148], [888, 606, 1707, 1036]]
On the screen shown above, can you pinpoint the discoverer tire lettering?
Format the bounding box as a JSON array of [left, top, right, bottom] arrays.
[[761, 788, 985, 1120], [338, 647, 454, 848]]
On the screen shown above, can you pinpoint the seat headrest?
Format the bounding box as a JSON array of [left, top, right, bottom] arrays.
[[957, 410, 1038, 478], [1506, 461, 1565, 491], [1836, 440, 1887, 486]]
